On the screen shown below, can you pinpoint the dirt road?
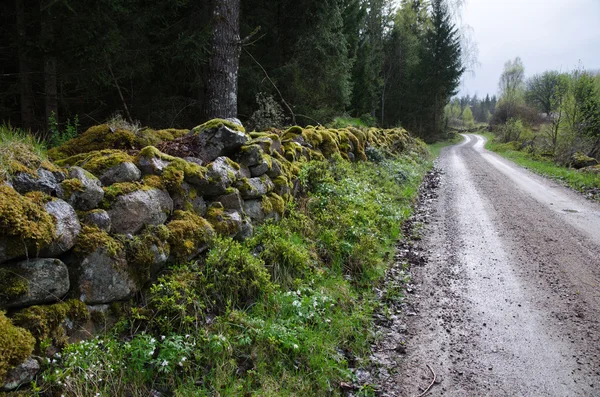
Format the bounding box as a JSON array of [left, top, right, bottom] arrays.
[[393, 135, 600, 396]]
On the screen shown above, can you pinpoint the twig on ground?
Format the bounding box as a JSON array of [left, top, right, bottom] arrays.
[[414, 364, 436, 397]]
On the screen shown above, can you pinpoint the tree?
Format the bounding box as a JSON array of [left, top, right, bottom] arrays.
[[461, 105, 474, 128], [416, 0, 464, 138], [205, 0, 241, 119], [496, 57, 525, 122]]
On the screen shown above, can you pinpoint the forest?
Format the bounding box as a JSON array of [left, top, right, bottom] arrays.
[[0, 0, 464, 142]]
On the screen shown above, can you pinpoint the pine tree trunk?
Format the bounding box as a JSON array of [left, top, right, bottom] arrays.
[[41, 4, 58, 133], [205, 0, 240, 119], [16, 0, 36, 132]]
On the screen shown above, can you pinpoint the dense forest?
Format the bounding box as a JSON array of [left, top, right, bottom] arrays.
[[0, 0, 464, 142]]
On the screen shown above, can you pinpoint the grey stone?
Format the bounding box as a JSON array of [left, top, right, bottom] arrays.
[[191, 124, 249, 163], [237, 176, 274, 199], [171, 182, 207, 215], [108, 189, 173, 234], [138, 155, 170, 175], [213, 188, 244, 212], [195, 157, 238, 196], [237, 144, 264, 167], [0, 358, 40, 391], [40, 199, 81, 257], [0, 258, 69, 309], [62, 166, 104, 211], [250, 162, 270, 177], [78, 248, 137, 304], [266, 158, 283, 178], [83, 210, 111, 232], [243, 199, 265, 223], [234, 217, 254, 241], [225, 117, 244, 129], [183, 157, 204, 166], [249, 137, 275, 155], [100, 162, 142, 185], [12, 168, 65, 196]]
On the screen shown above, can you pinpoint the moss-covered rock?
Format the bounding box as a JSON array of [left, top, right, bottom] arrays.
[[206, 203, 243, 236], [55, 149, 135, 178], [11, 300, 89, 348], [166, 210, 214, 262], [187, 119, 249, 163], [60, 166, 104, 211], [0, 185, 56, 264], [570, 152, 598, 169], [192, 118, 246, 134], [236, 175, 275, 199], [0, 311, 35, 383], [123, 225, 171, 285], [107, 188, 173, 235]]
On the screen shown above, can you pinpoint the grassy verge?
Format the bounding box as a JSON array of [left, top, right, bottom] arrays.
[[428, 133, 464, 159], [483, 133, 600, 198], [35, 152, 430, 396]]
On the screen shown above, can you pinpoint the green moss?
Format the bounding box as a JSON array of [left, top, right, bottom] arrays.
[[167, 210, 214, 262], [138, 146, 207, 184], [0, 268, 29, 305], [192, 118, 246, 134], [55, 149, 135, 177], [61, 177, 85, 198], [0, 311, 35, 381], [205, 203, 240, 236], [162, 163, 185, 191], [281, 126, 303, 141], [143, 174, 164, 189], [102, 181, 145, 203], [123, 225, 171, 287], [249, 132, 280, 141], [267, 193, 285, 217], [12, 300, 89, 348], [0, 185, 56, 258], [74, 225, 124, 257]]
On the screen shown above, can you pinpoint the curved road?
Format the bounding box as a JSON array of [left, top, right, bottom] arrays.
[[397, 134, 600, 396]]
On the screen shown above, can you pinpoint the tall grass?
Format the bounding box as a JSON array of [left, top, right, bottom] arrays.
[[0, 123, 47, 181]]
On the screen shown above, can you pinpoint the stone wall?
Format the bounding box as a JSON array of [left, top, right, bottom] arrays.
[[0, 118, 425, 390]]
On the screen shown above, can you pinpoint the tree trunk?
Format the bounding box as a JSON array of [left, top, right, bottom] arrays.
[[16, 0, 36, 132], [205, 0, 241, 120], [41, 3, 58, 134]]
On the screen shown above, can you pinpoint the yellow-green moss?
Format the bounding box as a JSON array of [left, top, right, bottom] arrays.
[[0, 311, 35, 381], [102, 181, 146, 204], [143, 174, 164, 189], [249, 132, 280, 140], [12, 300, 89, 348], [61, 177, 85, 198], [123, 225, 171, 287], [0, 268, 29, 305], [166, 210, 214, 262], [192, 118, 246, 134], [281, 126, 303, 141], [55, 149, 135, 177], [0, 185, 56, 257], [205, 203, 240, 236], [48, 124, 184, 160], [267, 193, 285, 216], [74, 225, 123, 257], [138, 146, 207, 184]]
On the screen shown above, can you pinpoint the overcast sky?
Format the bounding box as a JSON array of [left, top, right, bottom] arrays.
[[458, 0, 600, 98]]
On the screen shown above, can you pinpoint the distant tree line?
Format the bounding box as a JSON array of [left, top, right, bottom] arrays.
[[444, 93, 497, 129], [1, 0, 463, 142], [490, 56, 600, 162]]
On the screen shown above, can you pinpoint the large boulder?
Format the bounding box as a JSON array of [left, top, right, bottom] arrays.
[[77, 248, 137, 304], [40, 199, 81, 257], [60, 166, 104, 211], [237, 176, 274, 199], [108, 188, 173, 234], [0, 258, 69, 309], [190, 121, 249, 163], [100, 162, 142, 185], [11, 168, 65, 196]]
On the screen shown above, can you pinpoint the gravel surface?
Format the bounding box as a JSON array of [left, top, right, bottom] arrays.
[[371, 134, 600, 397]]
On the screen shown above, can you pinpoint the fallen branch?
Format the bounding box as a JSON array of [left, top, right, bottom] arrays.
[[414, 364, 436, 397]]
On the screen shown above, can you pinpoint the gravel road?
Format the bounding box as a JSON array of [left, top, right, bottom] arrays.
[[395, 134, 600, 396]]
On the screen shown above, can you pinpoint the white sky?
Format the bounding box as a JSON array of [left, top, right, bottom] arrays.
[[458, 0, 600, 98]]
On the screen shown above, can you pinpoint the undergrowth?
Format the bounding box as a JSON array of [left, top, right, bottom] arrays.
[[33, 152, 429, 396]]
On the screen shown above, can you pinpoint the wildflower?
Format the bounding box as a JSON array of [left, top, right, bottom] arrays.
[[161, 360, 169, 367], [293, 344, 299, 350], [161, 335, 166, 341], [150, 338, 156, 344], [292, 300, 301, 307]]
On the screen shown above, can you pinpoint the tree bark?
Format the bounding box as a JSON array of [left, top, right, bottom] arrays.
[[41, 2, 58, 133], [205, 0, 240, 120], [16, 0, 36, 132]]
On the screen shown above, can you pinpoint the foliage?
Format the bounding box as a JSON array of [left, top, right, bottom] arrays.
[[48, 112, 80, 148], [0, 123, 48, 181], [0, 311, 35, 381]]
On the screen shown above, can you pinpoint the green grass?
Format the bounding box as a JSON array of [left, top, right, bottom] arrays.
[[0, 123, 47, 181], [36, 152, 430, 396], [427, 133, 464, 159], [483, 133, 600, 198]]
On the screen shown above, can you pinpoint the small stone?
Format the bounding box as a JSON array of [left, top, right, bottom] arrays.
[[40, 199, 81, 257], [83, 209, 112, 232], [100, 162, 142, 185], [12, 168, 65, 196], [0, 358, 40, 391]]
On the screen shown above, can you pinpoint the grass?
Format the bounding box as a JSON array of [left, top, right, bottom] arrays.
[[34, 151, 430, 396], [427, 133, 464, 159], [482, 132, 600, 198], [0, 123, 47, 181]]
